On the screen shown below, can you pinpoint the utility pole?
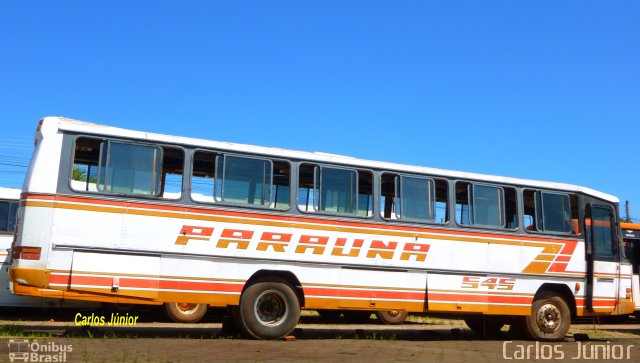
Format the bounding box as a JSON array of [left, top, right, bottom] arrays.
[[625, 200, 631, 223]]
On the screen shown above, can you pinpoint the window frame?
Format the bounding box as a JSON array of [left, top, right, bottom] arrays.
[[68, 135, 186, 201], [523, 189, 580, 236]]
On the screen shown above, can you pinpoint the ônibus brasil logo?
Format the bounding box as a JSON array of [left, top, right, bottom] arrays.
[[7, 339, 72, 362]]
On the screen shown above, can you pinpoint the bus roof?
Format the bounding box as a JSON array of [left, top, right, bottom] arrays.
[[45, 116, 619, 204]]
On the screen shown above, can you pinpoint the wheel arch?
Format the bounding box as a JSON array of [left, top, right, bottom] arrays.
[[243, 270, 305, 307]]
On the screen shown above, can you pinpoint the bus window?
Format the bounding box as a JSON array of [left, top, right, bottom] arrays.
[[0, 201, 19, 233], [504, 187, 518, 229], [380, 173, 397, 219], [159, 147, 184, 199], [435, 180, 449, 224], [591, 206, 615, 259], [216, 155, 273, 207], [98, 141, 162, 195], [298, 164, 371, 217], [357, 170, 373, 217], [273, 161, 291, 210], [71, 137, 183, 198], [473, 184, 504, 227], [318, 167, 356, 214], [191, 151, 289, 209], [297, 164, 317, 212], [191, 150, 218, 203], [523, 190, 578, 234], [71, 138, 101, 192], [380, 173, 448, 224], [455, 182, 472, 225], [456, 182, 513, 228]]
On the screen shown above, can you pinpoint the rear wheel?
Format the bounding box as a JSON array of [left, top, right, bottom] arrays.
[[464, 316, 506, 336], [376, 310, 408, 325], [164, 302, 208, 323], [237, 278, 301, 339], [520, 292, 571, 341]]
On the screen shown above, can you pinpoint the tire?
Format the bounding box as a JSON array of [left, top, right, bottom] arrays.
[[376, 310, 408, 325], [317, 309, 342, 320], [343, 310, 373, 323], [238, 278, 301, 339], [164, 302, 208, 323], [520, 292, 571, 341], [464, 315, 506, 336]]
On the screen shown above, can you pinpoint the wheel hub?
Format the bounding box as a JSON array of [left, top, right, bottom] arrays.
[[176, 303, 199, 315], [536, 303, 561, 334], [254, 290, 287, 327], [387, 310, 401, 318]]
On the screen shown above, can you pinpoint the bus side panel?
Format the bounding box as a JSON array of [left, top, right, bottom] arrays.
[[66, 252, 160, 300], [338, 268, 427, 312], [157, 255, 245, 306]]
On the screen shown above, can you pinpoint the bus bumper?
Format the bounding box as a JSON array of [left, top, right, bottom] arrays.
[[11, 282, 161, 305], [9, 267, 50, 288]]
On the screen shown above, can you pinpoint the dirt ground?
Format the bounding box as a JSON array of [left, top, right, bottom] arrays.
[[0, 308, 639, 362]]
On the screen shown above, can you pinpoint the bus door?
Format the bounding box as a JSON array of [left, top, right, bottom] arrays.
[[585, 204, 619, 313]]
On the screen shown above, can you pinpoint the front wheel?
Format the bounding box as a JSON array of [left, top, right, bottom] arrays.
[[238, 278, 301, 339], [519, 292, 571, 341], [376, 310, 408, 325], [164, 302, 208, 323]]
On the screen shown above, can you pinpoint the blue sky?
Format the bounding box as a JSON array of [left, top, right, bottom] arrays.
[[1, 1, 638, 220]]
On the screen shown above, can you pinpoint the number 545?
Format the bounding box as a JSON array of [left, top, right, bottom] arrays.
[[461, 276, 515, 290]]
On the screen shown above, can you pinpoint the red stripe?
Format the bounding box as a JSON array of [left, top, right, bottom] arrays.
[[575, 298, 617, 307], [548, 263, 569, 272]]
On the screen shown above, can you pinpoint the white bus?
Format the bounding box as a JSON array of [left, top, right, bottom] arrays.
[[10, 117, 633, 340]]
